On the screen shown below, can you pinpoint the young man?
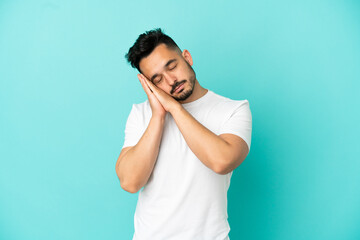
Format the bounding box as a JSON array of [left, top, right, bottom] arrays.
[[115, 28, 252, 240]]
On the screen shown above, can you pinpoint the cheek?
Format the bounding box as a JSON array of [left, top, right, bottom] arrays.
[[158, 84, 172, 94], [179, 64, 193, 78], [175, 66, 187, 80]]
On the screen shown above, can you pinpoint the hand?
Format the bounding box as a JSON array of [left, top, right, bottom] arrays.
[[138, 74, 166, 118], [138, 74, 181, 115]]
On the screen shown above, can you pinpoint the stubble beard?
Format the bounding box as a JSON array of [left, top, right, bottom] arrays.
[[172, 65, 196, 102]]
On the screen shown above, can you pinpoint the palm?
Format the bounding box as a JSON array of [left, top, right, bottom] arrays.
[[148, 91, 166, 116], [138, 74, 166, 117]]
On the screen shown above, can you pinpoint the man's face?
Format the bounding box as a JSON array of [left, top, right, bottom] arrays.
[[139, 43, 196, 101]]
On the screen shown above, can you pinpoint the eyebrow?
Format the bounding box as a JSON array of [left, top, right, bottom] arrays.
[[150, 59, 177, 82]]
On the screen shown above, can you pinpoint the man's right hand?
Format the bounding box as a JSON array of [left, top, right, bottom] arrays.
[[138, 74, 166, 118], [116, 76, 167, 193]]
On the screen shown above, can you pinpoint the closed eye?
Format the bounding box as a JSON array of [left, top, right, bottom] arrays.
[[169, 64, 177, 70], [154, 77, 162, 84]]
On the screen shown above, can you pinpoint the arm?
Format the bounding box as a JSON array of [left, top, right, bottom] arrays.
[[115, 74, 167, 193], [115, 115, 165, 193], [138, 74, 249, 175], [170, 105, 249, 174]]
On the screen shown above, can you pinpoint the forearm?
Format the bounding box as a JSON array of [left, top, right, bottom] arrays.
[[170, 105, 233, 173], [117, 115, 165, 192]]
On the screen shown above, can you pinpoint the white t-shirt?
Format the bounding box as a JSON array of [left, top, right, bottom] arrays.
[[122, 89, 252, 240]]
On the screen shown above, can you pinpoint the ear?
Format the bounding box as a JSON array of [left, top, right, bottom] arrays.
[[182, 49, 193, 66]]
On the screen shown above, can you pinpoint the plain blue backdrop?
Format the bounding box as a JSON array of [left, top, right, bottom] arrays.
[[1, 0, 359, 239]]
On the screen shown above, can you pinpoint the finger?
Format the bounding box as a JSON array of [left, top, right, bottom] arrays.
[[137, 74, 147, 92], [139, 74, 169, 105], [141, 74, 162, 93], [142, 74, 169, 100], [139, 74, 154, 93], [138, 74, 153, 96]]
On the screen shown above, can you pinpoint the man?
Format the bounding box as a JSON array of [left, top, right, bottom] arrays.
[[115, 28, 252, 240]]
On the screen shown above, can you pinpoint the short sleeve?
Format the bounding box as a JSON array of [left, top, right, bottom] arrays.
[[219, 100, 252, 151], [122, 104, 144, 149]]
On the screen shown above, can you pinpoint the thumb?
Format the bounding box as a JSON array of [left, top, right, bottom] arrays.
[[138, 74, 153, 96]]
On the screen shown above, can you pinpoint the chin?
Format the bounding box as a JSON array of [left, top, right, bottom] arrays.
[[173, 88, 193, 101]]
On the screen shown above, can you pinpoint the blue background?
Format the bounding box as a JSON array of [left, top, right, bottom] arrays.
[[1, 0, 359, 239]]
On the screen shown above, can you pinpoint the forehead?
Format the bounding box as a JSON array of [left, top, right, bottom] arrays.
[[139, 43, 180, 76]]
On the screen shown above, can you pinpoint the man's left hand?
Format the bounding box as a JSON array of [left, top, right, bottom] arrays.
[[138, 74, 181, 114]]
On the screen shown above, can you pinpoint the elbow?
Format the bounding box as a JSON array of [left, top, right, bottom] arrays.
[[213, 165, 231, 175], [212, 161, 232, 175], [213, 155, 247, 175], [212, 157, 238, 175], [115, 166, 140, 194], [120, 182, 140, 194]]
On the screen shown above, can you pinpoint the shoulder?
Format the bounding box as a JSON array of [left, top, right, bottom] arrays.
[[209, 90, 250, 111], [126, 100, 152, 126], [129, 99, 151, 114]]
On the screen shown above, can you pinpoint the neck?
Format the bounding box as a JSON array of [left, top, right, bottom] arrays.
[[178, 79, 208, 104]]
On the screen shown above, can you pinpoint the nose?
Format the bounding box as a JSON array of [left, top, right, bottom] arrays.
[[163, 72, 177, 86]]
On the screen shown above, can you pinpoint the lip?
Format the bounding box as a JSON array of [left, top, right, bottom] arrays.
[[174, 82, 185, 93]]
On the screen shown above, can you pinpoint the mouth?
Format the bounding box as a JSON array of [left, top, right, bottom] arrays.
[[173, 82, 185, 93]]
